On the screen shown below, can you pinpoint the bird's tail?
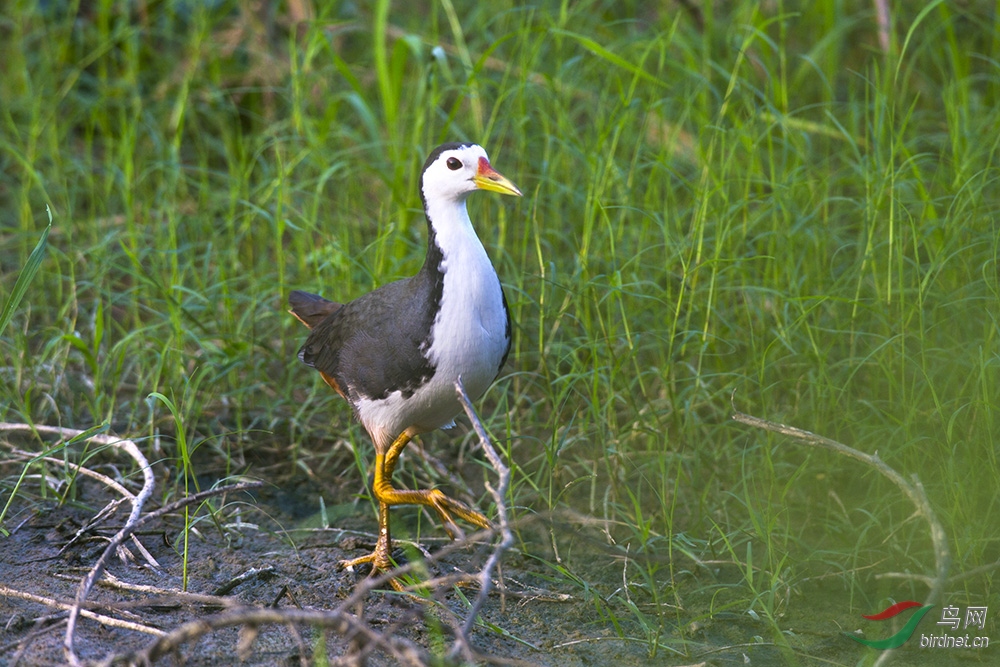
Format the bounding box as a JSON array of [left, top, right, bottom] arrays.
[[288, 290, 342, 329]]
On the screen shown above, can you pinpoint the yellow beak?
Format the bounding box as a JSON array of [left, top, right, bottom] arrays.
[[472, 156, 522, 197]]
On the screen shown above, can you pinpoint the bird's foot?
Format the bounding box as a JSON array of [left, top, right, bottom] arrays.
[[338, 550, 380, 570], [425, 489, 493, 540], [338, 550, 407, 592]]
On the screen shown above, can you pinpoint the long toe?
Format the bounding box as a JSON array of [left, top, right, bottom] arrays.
[[339, 550, 408, 591], [339, 551, 377, 571], [339, 547, 399, 573], [427, 489, 492, 535]]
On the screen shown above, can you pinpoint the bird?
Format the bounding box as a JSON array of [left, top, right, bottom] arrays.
[[289, 142, 521, 583]]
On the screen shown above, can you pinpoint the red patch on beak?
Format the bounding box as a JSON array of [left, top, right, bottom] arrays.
[[477, 156, 496, 177]]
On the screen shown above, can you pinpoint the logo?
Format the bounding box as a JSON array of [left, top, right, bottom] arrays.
[[845, 601, 990, 650], [846, 601, 935, 649]]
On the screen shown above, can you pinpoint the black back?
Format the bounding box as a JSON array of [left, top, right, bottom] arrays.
[[298, 227, 445, 402]]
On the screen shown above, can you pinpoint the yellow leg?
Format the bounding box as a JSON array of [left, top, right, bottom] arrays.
[[378, 432, 492, 537], [339, 431, 492, 584], [339, 454, 394, 572]]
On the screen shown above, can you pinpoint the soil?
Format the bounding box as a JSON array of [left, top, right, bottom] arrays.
[[0, 462, 977, 666]]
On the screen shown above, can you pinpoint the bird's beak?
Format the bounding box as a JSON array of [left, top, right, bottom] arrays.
[[473, 157, 522, 197]]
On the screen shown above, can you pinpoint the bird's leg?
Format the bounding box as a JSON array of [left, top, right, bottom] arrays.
[[339, 452, 395, 569], [339, 430, 492, 588], [336, 433, 419, 574], [339, 451, 408, 591], [377, 432, 493, 539]]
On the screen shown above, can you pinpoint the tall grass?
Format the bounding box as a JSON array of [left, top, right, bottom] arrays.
[[2, 0, 998, 661]]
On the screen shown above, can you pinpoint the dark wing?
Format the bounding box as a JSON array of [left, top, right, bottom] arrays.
[[297, 274, 441, 403]]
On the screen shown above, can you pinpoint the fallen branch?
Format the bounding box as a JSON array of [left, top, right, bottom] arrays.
[[0, 422, 156, 666], [0, 443, 134, 500], [52, 572, 242, 611], [0, 585, 165, 637], [102, 607, 429, 667], [64, 479, 263, 666], [84, 384, 517, 665], [730, 407, 950, 667], [0, 425, 159, 568], [449, 376, 515, 663]]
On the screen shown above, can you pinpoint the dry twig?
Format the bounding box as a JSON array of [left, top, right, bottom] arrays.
[[18, 380, 516, 665], [0, 422, 156, 666], [0, 585, 165, 637], [1, 443, 134, 500], [102, 607, 429, 667], [730, 407, 950, 667], [63, 477, 262, 666], [449, 376, 515, 662]]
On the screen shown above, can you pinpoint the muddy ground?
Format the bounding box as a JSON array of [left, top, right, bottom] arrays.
[[0, 455, 970, 666]]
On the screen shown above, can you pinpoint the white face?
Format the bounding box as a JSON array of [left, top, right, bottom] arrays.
[[420, 143, 521, 204], [421, 144, 491, 203]]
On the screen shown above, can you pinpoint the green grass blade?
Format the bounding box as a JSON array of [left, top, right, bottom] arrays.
[[549, 28, 669, 89], [0, 422, 110, 536], [0, 208, 51, 336]]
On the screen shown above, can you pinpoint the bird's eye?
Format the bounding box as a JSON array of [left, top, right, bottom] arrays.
[[446, 157, 462, 170]]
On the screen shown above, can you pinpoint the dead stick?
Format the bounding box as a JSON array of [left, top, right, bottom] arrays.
[[730, 408, 950, 667], [1, 445, 134, 500], [1, 435, 160, 570], [0, 585, 164, 637], [103, 607, 429, 667], [64, 480, 262, 665], [450, 377, 514, 662], [0, 423, 156, 666]]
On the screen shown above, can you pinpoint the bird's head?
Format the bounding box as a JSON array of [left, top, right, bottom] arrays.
[[420, 143, 522, 205]]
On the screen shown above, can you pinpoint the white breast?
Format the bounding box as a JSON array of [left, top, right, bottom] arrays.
[[426, 233, 508, 394], [354, 198, 508, 446]]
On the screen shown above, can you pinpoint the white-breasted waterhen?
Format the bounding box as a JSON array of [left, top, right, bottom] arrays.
[[289, 142, 521, 584]]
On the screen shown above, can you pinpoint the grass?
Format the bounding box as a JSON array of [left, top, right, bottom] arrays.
[[2, 0, 999, 663]]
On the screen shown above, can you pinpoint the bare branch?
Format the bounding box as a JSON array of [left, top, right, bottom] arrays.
[[0, 585, 165, 637], [0, 423, 157, 666], [730, 409, 950, 667], [450, 377, 515, 662], [63, 475, 262, 666], [101, 607, 429, 667], [0, 443, 134, 500]]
